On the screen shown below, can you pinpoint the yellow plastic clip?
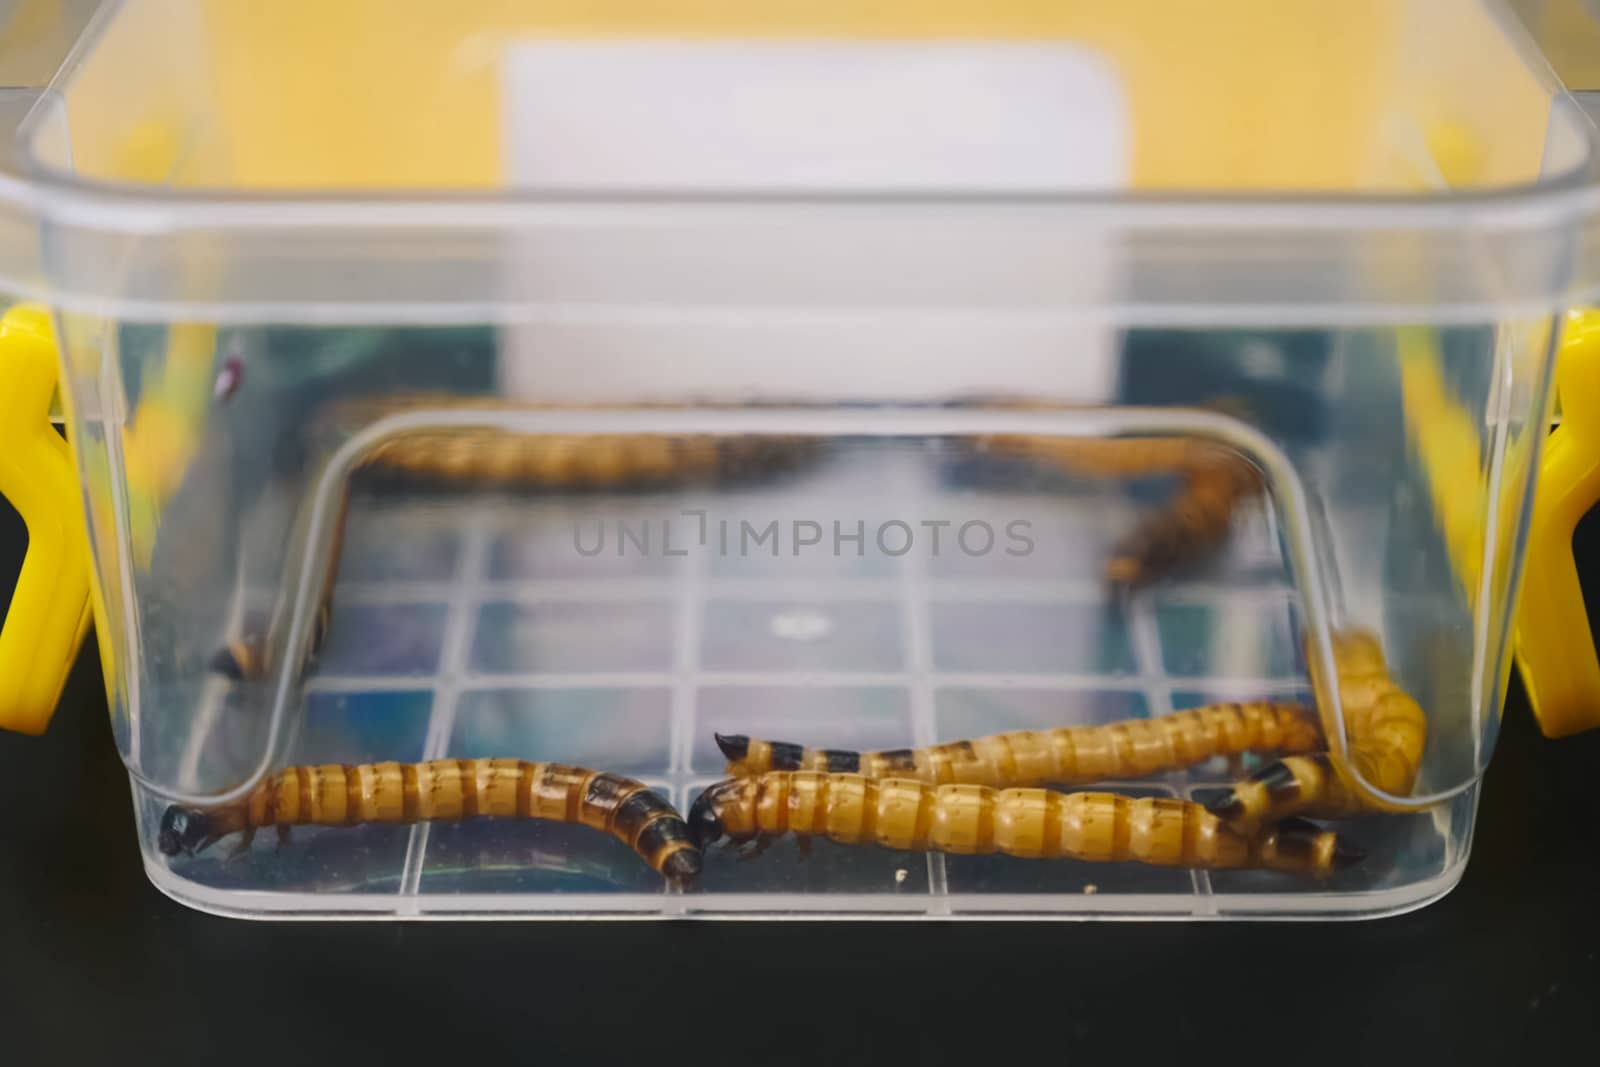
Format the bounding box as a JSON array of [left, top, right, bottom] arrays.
[[0, 304, 93, 735], [1514, 309, 1600, 738]]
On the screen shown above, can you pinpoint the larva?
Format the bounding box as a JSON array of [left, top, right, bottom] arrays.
[[688, 772, 1361, 878], [1103, 446, 1264, 589], [715, 700, 1323, 787], [974, 431, 1264, 590], [208, 482, 352, 683], [325, 392, 822, 491], [210, 394, 821, 679], [156, 759, 702, 885], [209, 574, 334, 683], [1206, 629, 1428, 833], [359, 428, 817, 490]]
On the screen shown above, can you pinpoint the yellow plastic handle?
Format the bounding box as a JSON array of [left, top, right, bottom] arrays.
[[0, 304, 93, 735], [1514, 309, 1600, 739]]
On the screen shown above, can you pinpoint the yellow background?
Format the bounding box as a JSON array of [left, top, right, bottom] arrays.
[[53, 0, 1559, 193]]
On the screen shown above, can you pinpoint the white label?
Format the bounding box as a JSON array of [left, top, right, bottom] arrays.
[[498, 40, 1128, 402]]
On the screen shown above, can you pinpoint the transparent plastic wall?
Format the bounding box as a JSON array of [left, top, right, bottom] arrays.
[[4, 0, 1597, 917], [69, 316, 1548, 917]]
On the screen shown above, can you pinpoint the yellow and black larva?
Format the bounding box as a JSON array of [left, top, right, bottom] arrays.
[[973, 431, 1265, 590], [209, 589, 333, 683], [359, 428, 818, 491], [325, 392, 823, 492], [717, 628, 1428, 839], [210, 394, 822, 680], [1104, 445, 1264, 590], [1206, 629, 1428, 833], [157, 759, 701, 885], [716, 700, 1323, 787], [208, 483, 352, 683], [687, 771, 1361, 877]]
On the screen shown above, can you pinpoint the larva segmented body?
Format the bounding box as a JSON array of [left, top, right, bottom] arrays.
[[1103, 447, 1264, 589], [975, 434, 1212, 479], [359, 429, 818, 491], [209, 594, 331, 683], [974, 431, 1265, 590], [1207, 630, 1428, 833], [208, 481, 353, 683], [715, 701, 1323, 787], [157, 759, 701, 885], [211, 395, 821, 680], [688, 772, 1360, 877], [328, 392, 822, 491]]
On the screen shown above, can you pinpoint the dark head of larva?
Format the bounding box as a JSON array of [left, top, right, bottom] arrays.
[[687, 789, 726, 850], [688, 780, 753, 850], [157, 805, 215, 858], [660, 847, 703, 887], [206, 645, 248, 682]]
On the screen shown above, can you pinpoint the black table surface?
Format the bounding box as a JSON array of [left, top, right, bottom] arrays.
[[3, 640, 1597, 1065]]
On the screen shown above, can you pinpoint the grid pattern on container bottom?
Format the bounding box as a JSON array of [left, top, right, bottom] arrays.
[[145, 443, 1464, 919]]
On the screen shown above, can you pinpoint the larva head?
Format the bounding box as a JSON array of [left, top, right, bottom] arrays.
[[688, 779, 756, 849], [659, 847, 703, 887], [157, 806, 217, 857], [206, 643, 252, 681]]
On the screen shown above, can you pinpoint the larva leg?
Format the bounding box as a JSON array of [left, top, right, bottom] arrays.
[[225, 827, 256, 860], [276, 825, 292, 850], [735, 833, 777, 863]]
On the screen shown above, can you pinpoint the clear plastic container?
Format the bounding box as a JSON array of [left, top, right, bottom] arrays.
[[2, 0, 1598, 919]]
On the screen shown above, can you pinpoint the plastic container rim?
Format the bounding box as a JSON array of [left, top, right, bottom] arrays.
[[7, 0, 1600, 234]]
